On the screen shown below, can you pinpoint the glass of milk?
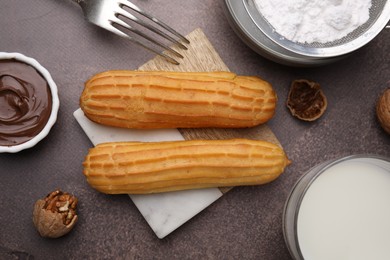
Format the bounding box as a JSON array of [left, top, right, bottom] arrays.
[[283, 155, 390, 260]]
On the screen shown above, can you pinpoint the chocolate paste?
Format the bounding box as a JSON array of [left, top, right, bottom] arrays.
[[0, 59, 52, 146]]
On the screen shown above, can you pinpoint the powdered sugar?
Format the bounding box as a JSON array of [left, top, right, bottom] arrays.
[[254, 0, 372, 44]]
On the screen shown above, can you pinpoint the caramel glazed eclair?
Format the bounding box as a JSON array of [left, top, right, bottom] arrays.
[[83, 139, 290, 194], [80, 71, 277, 129]]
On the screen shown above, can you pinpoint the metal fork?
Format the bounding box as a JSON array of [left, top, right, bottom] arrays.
[[73, 0, 190, 65]]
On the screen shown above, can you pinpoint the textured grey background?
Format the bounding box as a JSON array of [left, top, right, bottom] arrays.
[[0, 0, 389, 259]]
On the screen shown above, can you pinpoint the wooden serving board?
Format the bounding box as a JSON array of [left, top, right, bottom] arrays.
[[139, 28, 281, 193]]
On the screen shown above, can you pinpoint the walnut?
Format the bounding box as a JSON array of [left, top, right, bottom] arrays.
[[286, 79, 327, 121], [32, 189, 78, 238], [376, 88, 390, 134]]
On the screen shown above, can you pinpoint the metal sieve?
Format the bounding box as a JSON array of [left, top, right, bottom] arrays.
[[244, 0, 390, 58]]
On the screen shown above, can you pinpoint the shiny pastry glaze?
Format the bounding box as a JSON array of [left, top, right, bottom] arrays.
[[0, 59, 52, 146]]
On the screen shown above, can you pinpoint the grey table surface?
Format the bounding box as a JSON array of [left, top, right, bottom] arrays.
[[1, 0, 389, 259]]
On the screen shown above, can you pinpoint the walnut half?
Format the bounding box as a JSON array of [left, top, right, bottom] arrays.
[[286, 79, 327, 121], [376, 88, 390, 134], [33, 189, 78, 238]]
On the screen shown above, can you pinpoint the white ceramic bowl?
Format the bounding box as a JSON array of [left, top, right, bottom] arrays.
[[0, 52, 59, 153]]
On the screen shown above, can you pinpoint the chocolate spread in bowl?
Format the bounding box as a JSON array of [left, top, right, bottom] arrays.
[[0, 59, 52, 146]]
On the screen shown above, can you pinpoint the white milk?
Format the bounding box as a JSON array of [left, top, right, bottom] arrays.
[[297, 159, 390, 260]]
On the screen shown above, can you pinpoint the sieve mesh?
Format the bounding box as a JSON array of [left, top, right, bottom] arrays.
[[245, 0, 390, 57]]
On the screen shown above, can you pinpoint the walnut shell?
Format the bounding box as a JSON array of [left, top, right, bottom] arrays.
[[33, 199, 78, 238], [376, 88, 390, 134], [286, 79, 327, 121], [33, 189, 78, 238]]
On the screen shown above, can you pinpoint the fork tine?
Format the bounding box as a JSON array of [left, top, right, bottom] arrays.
[[109, 16, 181, 65], [117, 6, 188, 50], [118, 0, 190, 45], [111, 13, 184, 59], [113, 7, 185, 56]]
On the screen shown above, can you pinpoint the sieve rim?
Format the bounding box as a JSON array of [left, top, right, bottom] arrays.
[[245, 0, 390, 58]]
